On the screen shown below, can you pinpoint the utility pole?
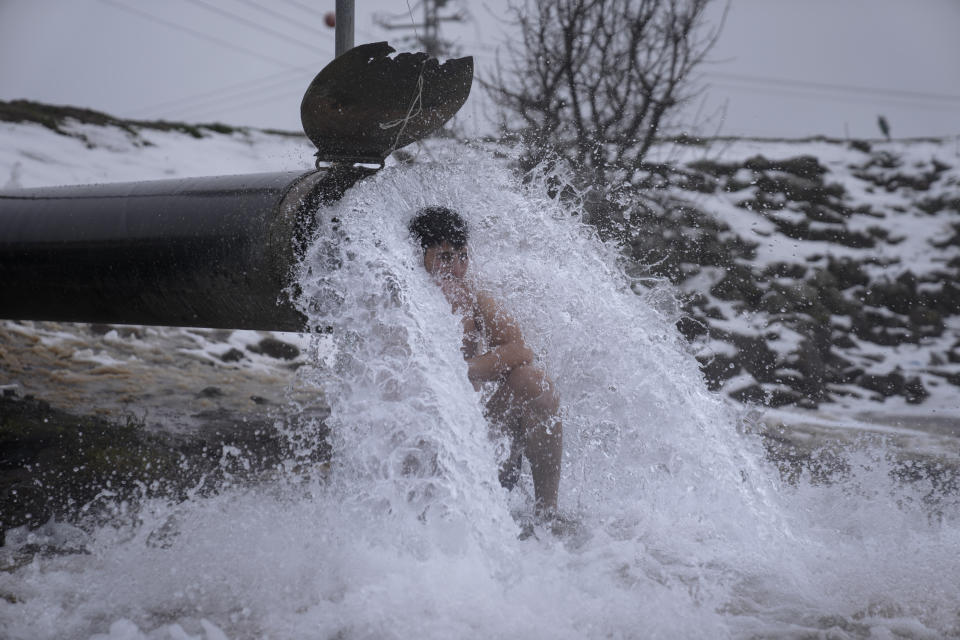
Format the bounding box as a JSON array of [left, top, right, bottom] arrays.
[[374, 0, 464, 58], [335, 0, 354, 57]]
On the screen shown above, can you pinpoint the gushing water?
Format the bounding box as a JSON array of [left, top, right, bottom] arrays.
[[1, 145, 958, 639]]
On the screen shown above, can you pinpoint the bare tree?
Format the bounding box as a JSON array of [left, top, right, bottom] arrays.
[[486, 0, 723, 188]]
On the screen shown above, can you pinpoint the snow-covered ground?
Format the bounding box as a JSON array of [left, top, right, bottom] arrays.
[[2, 118, 315, 188], [637, 136, 960, 437]]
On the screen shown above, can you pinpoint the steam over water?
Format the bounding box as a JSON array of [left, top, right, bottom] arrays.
[[2, 146, 959, 639]]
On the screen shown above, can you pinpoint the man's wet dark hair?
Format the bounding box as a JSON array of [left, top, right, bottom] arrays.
[[408, 206, 468, 250]]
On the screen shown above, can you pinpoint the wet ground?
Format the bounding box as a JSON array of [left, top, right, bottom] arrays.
[[0, 321, 331, 541]]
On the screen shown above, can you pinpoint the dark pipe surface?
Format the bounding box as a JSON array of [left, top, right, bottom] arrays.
[[0, 166, 375, 330]]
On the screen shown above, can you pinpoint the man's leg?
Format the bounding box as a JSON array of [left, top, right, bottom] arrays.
[[484, 383, 525, 490], [485, 366, 562, 515]]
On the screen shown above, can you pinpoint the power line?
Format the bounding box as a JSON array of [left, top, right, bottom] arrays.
[[101, 1, 331, 119], [183, 0, 331, 55], [275, 0, 329, 20], [276, 0, 390, 44], [134, 68, 301, 114], [185, 79, 307, 121], [707, 79, 960, 113], [707, 71, 960, 105], [229, 0, 334, 40], [130, 1, 340, 117], [270, 0, 397, 48], [374, 0, 465, 57], [135, 68, 312, 118], [99, 0, 297, 68]]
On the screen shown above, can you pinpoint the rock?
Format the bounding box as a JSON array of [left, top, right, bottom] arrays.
[[852, 311, 914, 346], [743, 155, 828, 178], [88, 323, 147, 339], [730, 384, 766, 404], [904, 377, 929, 404], [676, 171, 718, 194], [929, 282, 960, 314], [856, 372, 905, 397], [248, 337, 300, 360], [764, 262, 808, 279], [830, 333, 856, 349], [788, 334, 832, 401], [836, 366, 865, 383], [676, 315, 708, 340], [767, 388, 806, 408], [87, 324, 146, 338], [759, 290, 790, 315], [773, 282, 831, 322], [710, 264, 764, 306], [917, 194, 960, 215], [936, 371, 960, 387], [219, 348, 245, 362], [197, 386, 224, 398], [848, 139, 871, 153], [909, 306, 944, 338], [685, 158, 741, 177], [698, 354, 740, 391], [731, 334, 779, 383], [826, 257, 869, 289], [771, 217, 876, 248]]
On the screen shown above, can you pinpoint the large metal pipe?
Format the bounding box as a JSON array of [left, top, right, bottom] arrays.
[[0, 165, 375, 331], [0, 43, 472, 332]]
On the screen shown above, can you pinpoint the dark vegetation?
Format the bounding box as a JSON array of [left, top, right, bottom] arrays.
[[0, 99, 304, 148]]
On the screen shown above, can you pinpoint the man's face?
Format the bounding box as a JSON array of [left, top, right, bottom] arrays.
[[423, 240, 469, 281]]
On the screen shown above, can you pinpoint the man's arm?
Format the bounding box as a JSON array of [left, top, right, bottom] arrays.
[[465, 292, 533, 385]]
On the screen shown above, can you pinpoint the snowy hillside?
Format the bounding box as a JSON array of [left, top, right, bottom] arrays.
[[632, 138, 960, 423], [1, 100, 316, 187]]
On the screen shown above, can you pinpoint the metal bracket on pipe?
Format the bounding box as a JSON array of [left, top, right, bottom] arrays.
[[301, 42, 473, 165]]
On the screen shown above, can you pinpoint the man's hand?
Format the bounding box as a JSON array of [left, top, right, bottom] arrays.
[[466, 341, 533, 385], [496, 342, 534, 371]]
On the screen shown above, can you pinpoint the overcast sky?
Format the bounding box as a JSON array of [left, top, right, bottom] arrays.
[[1, 0, 958, 140]]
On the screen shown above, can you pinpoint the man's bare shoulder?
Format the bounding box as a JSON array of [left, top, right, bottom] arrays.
[[473, 289, 509, 322], [473, 289, 499, 313], [473, 288, 523, 344]]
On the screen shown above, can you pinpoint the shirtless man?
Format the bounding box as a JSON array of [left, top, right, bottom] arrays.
[[409, 206, 562, 516]]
